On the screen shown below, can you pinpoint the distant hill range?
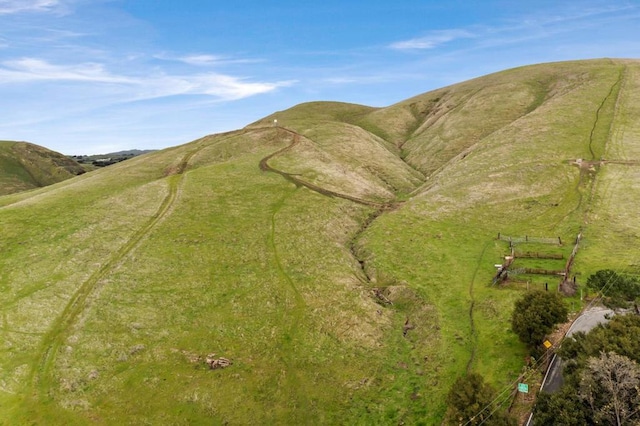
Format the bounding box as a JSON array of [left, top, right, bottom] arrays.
[[69, 149, 156, 167], [0, 141, 86, 196]]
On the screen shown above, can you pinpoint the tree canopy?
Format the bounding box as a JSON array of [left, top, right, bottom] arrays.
[[586, 270, 640, 308], [579, 352, 640, 426], [511, 290, 568, 347], [445, 373, 515, 426], [535, 315, 640, 425]]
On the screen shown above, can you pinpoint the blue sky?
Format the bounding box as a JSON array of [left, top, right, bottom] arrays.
[[1, 0, 639, 154]]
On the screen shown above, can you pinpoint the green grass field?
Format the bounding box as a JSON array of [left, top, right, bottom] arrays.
[[1, 59, 640, 424]]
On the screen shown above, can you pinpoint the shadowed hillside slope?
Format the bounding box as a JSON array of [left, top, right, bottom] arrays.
[[1, 59, 640, 424], [0, 141, 85, 196]]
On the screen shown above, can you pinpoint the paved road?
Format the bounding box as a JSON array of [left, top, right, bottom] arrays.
[[525, 306, 614, 425], [540, 306, 614, 393]]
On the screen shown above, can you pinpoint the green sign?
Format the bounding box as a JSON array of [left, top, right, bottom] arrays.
[[518, 383, 529, 393]]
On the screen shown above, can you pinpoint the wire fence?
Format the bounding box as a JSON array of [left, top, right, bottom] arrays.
[[559, 233, 583, 295], [497, 233, 563, 245]]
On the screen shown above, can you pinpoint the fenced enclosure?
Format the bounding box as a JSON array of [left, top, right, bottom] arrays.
[[494, 232, 582, 295]]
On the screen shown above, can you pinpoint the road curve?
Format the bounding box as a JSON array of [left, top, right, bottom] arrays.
[[539, 306, 614, 393]]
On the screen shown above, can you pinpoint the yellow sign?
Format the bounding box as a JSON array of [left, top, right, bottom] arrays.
[[543, 340, 552, 349]]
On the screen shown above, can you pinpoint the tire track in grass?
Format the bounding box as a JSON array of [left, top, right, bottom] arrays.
[[267, 187, 308, 411], [28, 146, 203, 401], [269, 189, 304, 306], [2, 132, 250, 322]]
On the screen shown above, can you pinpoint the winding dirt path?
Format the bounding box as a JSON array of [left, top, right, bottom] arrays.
[[259, 126, 402, 297], [28, 146, 204, 402], [260, 128, 395, 210]]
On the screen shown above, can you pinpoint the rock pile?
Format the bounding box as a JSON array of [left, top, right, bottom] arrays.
[[205, 353, 232, 370]]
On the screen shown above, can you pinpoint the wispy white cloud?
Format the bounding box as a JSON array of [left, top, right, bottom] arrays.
[[177, 54, 223, 66], [135, 73, 295, 101], [38, 28, 88, 40], [322, 74, 404, 85], [201, 75, 294, 99], [515, 3, 637, 27], [0, 0, 61, 14], [0, 58, 134, 83], [155, 53, 264, 67], [390, 3, 638, 52], [323, 77, 358, 84], [0, 57, 294, 101], [390, 29, 476, 50]]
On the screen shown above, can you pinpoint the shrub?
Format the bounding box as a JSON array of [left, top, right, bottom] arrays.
[[445, 373, 515, 426], [586, 270, 640, 308], [511, 290, 568, 347]]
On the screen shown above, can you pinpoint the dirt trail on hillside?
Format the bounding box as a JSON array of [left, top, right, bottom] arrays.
[[260, 126, 405, 332], [260, 127, 395, 210], [28, 144, 207, 403]]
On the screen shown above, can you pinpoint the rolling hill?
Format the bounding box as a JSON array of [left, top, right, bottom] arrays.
[[0, 141, 85, 196], [1, 58, 639, 424]]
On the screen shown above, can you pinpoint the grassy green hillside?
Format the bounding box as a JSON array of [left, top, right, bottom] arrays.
[[1, 59, 639, 424], [0, 141, 85, 196]]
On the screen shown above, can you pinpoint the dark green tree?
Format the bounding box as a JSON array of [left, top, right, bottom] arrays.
[[586, 269, 625, 293], [534, 387, 589, 426], [445, 373, 515, 426], [511, 290, 568, 347], [586, 270, 640, 308]]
